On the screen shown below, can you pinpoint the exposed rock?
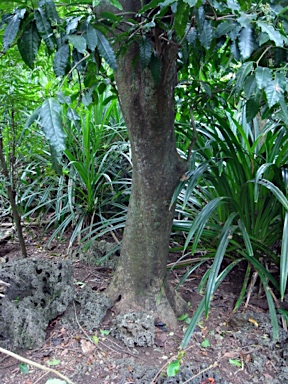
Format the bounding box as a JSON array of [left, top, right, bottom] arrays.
[[72, 287, 113, 331], [0, 258, 74, 349], [72, 240, 119, 270], [111, 312, 155, 347]]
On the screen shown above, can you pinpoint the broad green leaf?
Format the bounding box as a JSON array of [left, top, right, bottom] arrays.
[[167, 360, 180, 377], [107, 0, 123, 9], [17, 21, 41, 69], [235, 61, 253, 93], [183, 0, 197, 6], [139, 36, 152, 69], [265, 80, 282, 107], [186, 26, 197, 45], [42, 0, 61, 24], [231, 40, 240, 60], [279, 97, 288, 126], [53, 44, 70, 77], [86, 24, 98, 51], [95, 29, 117, 70], [239, 26, 254, 59], [67, 34, 87, 54], [244, 74, 256, 99], [25, 106, 41, 128], [275, 72, 286, 89], [67, 107, 80, 121], [215, 21, 233, 38], [237, 12, 256, 28], [3, 9, 26, 51], [280, 212, 288, 299], [66, 16, 82, 35], [49, 144, 63, 174], [198, 20, 213, 49], [40, 98, 66, 158], [56, 91, 71, 104], [246, 97, 259, 122], [257, 21, 284, 47], [35, 7, 55, 51], [255, 67, 272, 90], [227, 0, 240, 13]]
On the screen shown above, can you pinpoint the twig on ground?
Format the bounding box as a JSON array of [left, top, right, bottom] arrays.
[[33, 371, 49, 384], [182, 361, 218, 384], [0, 346, 75, 384], [73, 301, 137, 358]]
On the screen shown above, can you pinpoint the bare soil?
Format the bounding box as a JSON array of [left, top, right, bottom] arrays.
[[0, 230, 287, 384]]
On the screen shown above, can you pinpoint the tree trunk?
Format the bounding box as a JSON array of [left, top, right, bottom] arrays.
[[106, 40, 188, 326]]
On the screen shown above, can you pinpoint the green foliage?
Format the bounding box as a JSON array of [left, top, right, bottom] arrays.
[[175, 109, 288, 347], [1, 0, 288, 359]]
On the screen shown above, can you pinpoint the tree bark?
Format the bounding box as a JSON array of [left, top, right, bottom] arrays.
[[0, 133, 27, 257], [106, 36, 188, 326]]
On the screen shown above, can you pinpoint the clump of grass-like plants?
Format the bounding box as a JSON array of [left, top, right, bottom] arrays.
[[173, 107, 288, 348]]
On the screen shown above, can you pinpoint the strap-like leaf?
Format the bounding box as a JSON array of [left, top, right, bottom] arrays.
[[34, 7, 55, 51], [53, 44, 70, 77], [204, 213, 237, 314], [17, 21, 41, 69], [95, 29, 117, 71], [139, 36, 152, 69], [280, 212, 288, 299], [40, 98, 66, 158]]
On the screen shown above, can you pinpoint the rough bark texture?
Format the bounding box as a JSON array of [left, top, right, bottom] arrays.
[[105, 13, 188, 325]]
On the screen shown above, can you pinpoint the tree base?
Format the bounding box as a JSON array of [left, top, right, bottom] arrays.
[[106, 278, 188, 329]]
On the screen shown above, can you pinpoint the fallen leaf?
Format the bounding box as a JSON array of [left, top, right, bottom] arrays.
[[155, 332, 167, 347], [80, 339, 96, 355]]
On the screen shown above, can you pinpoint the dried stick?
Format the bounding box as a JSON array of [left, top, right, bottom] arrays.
[[0, 346, 75, 384]]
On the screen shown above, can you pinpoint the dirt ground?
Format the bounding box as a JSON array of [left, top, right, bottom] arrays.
[[0, 230, 287, 384]]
